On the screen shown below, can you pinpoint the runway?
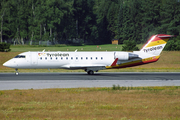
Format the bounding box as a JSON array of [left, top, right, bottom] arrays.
[[0, 72, 180, 90]]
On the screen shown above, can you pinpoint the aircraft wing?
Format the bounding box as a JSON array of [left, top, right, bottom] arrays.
[[61, 64, 106, 70]]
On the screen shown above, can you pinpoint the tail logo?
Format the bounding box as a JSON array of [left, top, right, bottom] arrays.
[[143, 46, 163, 53], [140, 34, 174, 55]]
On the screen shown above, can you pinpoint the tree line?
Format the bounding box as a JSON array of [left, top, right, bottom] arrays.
[[0, 0, 180, 46]]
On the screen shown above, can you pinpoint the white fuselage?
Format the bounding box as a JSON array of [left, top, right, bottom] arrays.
[[2, 50, 159, 75], [4, 51, 115, 70]]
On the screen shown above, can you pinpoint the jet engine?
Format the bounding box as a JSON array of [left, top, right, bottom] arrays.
[[114, 52, 139, 60]]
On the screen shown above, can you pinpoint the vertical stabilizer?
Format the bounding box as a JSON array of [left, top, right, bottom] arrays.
[[140, 34, 174, 55]]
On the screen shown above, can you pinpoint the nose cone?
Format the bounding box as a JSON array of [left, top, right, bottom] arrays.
[[3, 61, 11, 67], [3, 60, 16, 68]]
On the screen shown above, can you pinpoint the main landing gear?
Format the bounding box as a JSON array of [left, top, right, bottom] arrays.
[[87, 70, 94, 75], [85, 69, 98, 75], [15, 68, 19, 75]]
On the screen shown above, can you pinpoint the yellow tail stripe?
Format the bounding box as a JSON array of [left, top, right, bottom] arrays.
[[106, 56, 160, 69], [145, 38, 169, 48]]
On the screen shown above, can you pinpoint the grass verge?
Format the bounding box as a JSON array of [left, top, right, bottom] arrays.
[[0, 86, 180, 119]]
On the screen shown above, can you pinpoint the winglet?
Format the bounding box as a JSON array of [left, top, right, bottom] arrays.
[[111, 58, 118, 66]]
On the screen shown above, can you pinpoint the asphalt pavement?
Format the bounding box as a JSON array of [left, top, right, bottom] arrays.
[[0, 72, 180, 90]]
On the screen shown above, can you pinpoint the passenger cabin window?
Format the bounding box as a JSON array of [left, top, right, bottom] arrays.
[[81, 57, 83, 60], [71, 57, 73, 60], [96, 57, 98, 60], [14, 55, 26, 58], [56, 57, 58, 60], [40, 57, 42, 60], [61, 57, 63, 60], [91, 57, 92, 60], [86, 57, 88, 60], [66, 57, 68, 60], [101, 57, 103, 60], [45, 57, 47, 60]]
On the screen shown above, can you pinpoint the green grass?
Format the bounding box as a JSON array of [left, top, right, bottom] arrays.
[[10, 44, 124, 52], [0, 86, 180, 119]]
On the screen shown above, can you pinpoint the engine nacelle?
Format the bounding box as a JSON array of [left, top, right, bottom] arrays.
[[114, 52, 139, 60]]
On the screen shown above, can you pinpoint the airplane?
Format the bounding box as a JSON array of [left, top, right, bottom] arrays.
[[3, 34, 174, 75]]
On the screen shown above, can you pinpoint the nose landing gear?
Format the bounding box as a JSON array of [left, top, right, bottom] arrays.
[[15, 69, 19, 75]]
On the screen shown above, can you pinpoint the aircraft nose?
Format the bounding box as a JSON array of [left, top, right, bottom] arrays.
[[3, 60, 15, 68], [3, 61, 10, 67]]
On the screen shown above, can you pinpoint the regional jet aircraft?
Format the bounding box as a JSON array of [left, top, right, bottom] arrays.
[[3, 34, 174, 75]]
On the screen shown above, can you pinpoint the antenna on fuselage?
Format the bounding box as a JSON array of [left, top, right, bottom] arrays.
[[42, 49, 45, 52], [75, 49, 78, 52]]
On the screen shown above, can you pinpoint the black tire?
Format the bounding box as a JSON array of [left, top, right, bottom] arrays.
[[87, 70, 94, 75]]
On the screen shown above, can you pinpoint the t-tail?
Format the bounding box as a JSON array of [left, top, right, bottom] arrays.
[[140, 34, 174, 55]]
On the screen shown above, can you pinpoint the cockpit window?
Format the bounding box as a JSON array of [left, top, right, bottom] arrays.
[[14, 55, 26, 58]]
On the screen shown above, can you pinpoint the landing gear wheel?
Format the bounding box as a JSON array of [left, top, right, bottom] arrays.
[[87, 70, 94, 75], [15, 72, 19, 75], [15, 69, 19, 75]]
